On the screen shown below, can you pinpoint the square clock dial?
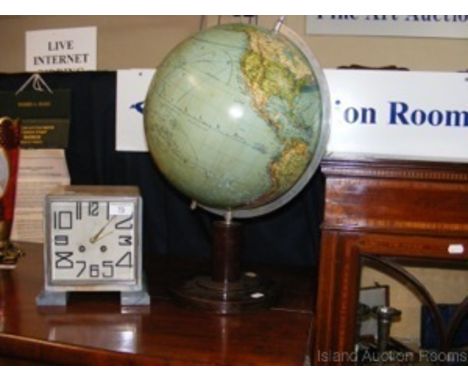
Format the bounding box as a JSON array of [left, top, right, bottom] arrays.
[[37, 185, 150, 306], [50, 200, 135, 282]]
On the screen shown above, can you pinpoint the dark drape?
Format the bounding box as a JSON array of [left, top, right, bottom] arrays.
[[0, 71, 324, 267]]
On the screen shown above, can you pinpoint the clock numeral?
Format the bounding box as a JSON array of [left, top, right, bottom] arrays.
[[54, 235, 69, 246], [54, 251, 74, 269], [115, 215, 133, 230], [90, 264, 100, 278], [76, 260, 86, 278], [118, 235, 132, 246], [75, 260, 116, 279], [53, 211, 73, 230], [76, 202, 82, 220], [102, 261, 114, 278], [88, 201, 99, 217], [116, 251, 133, 268]]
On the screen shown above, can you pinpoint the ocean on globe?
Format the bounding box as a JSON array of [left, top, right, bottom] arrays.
[[144, 23, 328, 218]]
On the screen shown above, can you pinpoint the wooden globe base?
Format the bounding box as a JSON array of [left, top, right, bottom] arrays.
[[171, 220, 278, 314], [171, 273, 277, 315]]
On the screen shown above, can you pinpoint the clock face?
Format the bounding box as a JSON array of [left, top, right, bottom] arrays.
[[48, 199, 138, 285]]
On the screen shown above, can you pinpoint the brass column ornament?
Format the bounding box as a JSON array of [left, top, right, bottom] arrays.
[[0, 117, 24, 268]]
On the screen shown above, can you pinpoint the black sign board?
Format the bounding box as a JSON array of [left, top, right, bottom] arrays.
[[0, 89, 70, 148]]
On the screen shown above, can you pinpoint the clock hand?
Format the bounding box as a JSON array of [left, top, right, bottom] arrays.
[[91, 229, 115, 243], [89, 216, 116, 244]]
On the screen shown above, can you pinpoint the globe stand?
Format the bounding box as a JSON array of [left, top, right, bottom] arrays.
[[171, 219, 278, 314]]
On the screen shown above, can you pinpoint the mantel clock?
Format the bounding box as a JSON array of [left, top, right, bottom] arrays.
[[36, 185, 150, 306]]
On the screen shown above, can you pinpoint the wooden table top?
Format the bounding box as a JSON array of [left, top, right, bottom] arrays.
[[0, 243, 315, 365]]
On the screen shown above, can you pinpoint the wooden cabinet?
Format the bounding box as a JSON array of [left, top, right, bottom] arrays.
[[313, 157, 468, 365]]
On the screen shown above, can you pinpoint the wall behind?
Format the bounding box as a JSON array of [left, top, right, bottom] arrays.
[[1, 15, 467, 342], [0, 15, 467, 72]]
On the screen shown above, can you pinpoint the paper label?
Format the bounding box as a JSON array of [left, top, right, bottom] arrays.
[[109, 202, 134, 216], [11, 149, 70, 243]]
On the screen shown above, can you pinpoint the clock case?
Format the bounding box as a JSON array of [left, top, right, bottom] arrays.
[[36, 185, 150, 306]]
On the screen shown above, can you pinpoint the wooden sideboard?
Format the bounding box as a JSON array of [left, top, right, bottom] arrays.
[[313, 157, 468, 365], [4, 158, 468, 366], [0, 243, 315, 365]]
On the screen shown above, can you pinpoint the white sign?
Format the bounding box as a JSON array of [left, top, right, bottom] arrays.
[[115, 69, 155, 152], [325, 69, 468, 162], [306, 15, 468, 39], [115, 68, 468, 163], [26, 26, 97, 72]]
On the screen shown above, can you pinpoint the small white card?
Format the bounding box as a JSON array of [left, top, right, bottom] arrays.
[[109, 202, 133, 216]]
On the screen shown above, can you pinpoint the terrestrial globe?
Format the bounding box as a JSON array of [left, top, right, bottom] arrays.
[[144, 23, 329, 218]]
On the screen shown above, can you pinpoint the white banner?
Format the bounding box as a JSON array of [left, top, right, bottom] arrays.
[[26, 26, 97, 72], [114, 68, 468, 163], [325, 69, 468, 162], [115, 69, 155, 152], [306, 15, 468, 38]]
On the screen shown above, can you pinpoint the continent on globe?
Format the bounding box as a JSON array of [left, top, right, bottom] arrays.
[[144, 23, 327, 217]]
